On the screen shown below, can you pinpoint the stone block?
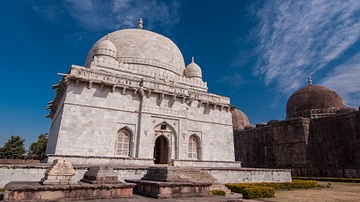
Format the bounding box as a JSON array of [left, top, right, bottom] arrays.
[[40, 158, 77, 185], [81, 166, 120, 184]]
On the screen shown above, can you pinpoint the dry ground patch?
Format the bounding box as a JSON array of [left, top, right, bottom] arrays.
[[261, 181, 360, 202]]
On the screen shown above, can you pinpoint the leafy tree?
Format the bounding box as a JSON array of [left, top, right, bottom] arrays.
[[0, 135, 26, 159], [29, 133, 48, 159]]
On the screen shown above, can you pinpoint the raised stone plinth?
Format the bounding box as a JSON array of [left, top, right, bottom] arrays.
[[126, 166, 214, 198], [3, 181, 135, 201], [127, 179, 211, 199]]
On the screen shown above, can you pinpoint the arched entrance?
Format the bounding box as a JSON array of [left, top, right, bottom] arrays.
[[154, 135, 169, 164]]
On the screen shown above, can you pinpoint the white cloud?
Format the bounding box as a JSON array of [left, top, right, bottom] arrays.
[[217, 73, 248, 88], [29, 2, 65, 21], [63, 0, 181, 31], [320, 53, 360, 107], [251, 0, 360, 96]]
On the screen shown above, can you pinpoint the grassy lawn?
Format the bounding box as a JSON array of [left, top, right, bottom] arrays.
[[261, 181, 360, 202]]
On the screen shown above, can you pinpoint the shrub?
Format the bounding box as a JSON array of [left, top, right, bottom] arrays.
[[242, 186, 275, 199], [225, 183, 250, 193], [282, 179, 317, 189], [226, 180, 317, 192], [225, 180, 317, 199], [210, 190, 226, 196], [0, 187, 5, 192], [293, 177, 360, 183]]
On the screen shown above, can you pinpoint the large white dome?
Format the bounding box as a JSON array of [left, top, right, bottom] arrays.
[[85, 29, 185, 76]]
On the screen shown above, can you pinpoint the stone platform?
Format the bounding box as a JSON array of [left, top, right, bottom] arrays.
[[3, 181, 135, 201], [3, 160, 136, 201], [127, 179, 211, 199], [126, 166, 214, 199]]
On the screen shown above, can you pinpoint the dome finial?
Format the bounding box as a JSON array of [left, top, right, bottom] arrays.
[[308, 75, 312, 85], [138, 18, 143, 29], [192, 56, 194, 63]]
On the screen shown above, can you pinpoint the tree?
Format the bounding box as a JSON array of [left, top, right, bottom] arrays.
[[0, 135, 26, 159], [29, 133, 48, 159]]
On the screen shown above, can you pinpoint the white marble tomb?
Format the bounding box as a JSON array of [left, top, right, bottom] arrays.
[[45, 19, 239, 167]]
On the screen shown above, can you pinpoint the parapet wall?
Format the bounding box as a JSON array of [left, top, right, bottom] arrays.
[[0, 159, 40, 164], [0, 164, 291, 187]]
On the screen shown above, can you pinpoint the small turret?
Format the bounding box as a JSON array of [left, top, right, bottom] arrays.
[[185, 57, 202, 81], [93, 34, 117, 63]]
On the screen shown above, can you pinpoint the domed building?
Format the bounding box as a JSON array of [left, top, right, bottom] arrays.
[[233, 77, 360, 178], [45, 19, 237, 167], [286, 77, 346, 119], [230, 107, 250, 130]]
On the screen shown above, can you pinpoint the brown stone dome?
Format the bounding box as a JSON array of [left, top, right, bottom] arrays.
[[231, 108, 250, 130], [286, 85, 346, 119]]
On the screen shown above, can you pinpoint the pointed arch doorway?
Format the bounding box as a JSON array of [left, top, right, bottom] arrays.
[[154, 135, 169, 164]]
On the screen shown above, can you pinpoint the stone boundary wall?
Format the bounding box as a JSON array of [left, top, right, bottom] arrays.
[[292, 168, 360, 178], [0, 164, 291, 187], [207, 168, 291, 184], [233, 118, 310, 168], [307, 111, 360, 171], [233, 111, 360, 178], [0, 159, 40, 164]]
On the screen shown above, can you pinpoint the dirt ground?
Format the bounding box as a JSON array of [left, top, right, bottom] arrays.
[[261, 181, 360, 202]]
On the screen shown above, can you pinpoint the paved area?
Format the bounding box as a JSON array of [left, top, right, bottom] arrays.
[[127, 194, 260, 202], [0, 192, 261, 202], [80, 193, 259, 202]]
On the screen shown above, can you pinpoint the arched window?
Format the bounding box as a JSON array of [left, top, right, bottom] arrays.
[[188, 135, 198, 159], [115, 129, 131, 156]]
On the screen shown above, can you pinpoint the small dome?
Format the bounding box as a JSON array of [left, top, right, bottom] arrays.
[[286, 84, 346, 119], [231, 108, 250, 130], [256, 122, 267, 128], [185, 57, 202, 79], [93, 37, 117, 59]]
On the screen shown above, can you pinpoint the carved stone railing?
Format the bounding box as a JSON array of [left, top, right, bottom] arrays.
[[287, 108, 339, 119], [69, 66, 229, 105], [89, 57, 208, 90]]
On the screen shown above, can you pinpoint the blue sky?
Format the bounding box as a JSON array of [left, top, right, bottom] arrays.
[[1, 0, 360, 148]]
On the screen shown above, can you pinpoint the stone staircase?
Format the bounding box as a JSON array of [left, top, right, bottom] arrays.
[[182, 168, 232, 196], [142, 166, 212, 183]]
